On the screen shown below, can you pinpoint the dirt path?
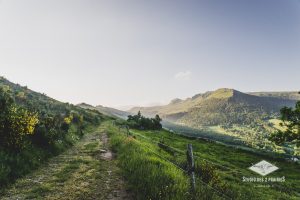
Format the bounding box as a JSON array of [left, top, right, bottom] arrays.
[[0, 125, 132, 200]]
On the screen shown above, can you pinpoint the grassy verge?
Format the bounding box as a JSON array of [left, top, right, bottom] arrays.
[[0, 123, 98, 191], [106, 122, 226, 200], [128, 128, 300, 199]]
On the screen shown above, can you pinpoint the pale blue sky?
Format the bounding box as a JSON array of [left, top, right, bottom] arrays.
[[0, 0, 299, 108]]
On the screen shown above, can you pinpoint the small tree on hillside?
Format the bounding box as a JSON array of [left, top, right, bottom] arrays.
[[270, 101, 300, 147], [153, 114, 162, 130]]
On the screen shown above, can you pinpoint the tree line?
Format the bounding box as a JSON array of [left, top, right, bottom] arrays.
[[127, 111, 162, 130]]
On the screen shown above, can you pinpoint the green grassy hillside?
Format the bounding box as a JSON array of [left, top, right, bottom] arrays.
[[77, 103, 129, 119], [250, 91, 300, 101], [109, 121, 300, 199]]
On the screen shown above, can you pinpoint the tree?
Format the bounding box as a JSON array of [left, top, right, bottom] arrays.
[[153, 115, 162, 130], [270, 101, 300, 147], [127, 111, 162, 130], [137, 111, 142, 118]]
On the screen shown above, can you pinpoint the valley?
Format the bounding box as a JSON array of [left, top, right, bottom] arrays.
[[129, 88, 300, 156], [0, 77, 299, 200]]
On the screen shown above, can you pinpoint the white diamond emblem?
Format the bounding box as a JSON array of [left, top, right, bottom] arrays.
[[249, 160, 279, 176]]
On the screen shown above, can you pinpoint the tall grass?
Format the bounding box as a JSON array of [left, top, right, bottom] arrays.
[[107, 123, 221, 200], [124, 128, 300, 199]]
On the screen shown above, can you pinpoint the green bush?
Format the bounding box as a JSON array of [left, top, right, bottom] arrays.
[[0, 88, 39, 151], [127, 111, 162, 130]]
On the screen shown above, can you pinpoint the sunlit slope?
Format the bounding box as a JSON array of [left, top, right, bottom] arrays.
[[77, 103, 129, 119], [250, 91, 300, 101], [129, 88, 296, 127]]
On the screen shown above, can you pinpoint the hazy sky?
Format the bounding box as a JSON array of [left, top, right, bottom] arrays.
[[1, 0, 299, 108]]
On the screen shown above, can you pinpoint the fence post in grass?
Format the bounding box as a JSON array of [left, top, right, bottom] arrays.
[[187, 144, 196, 196]]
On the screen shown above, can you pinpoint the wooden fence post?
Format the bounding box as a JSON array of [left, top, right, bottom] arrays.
[[187, 144, 196, 196]]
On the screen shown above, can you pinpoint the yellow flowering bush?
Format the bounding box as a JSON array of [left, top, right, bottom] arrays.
[[1, 106, 39, 150]]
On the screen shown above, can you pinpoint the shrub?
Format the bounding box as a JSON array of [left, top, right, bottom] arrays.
[[0, 88, 39, 151], [127, 111, 162, 130]]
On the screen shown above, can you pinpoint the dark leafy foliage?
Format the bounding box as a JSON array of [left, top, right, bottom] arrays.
[[270, 101, 300, 146], [0, 88, 39, 151], [127, 111, 162, 130]]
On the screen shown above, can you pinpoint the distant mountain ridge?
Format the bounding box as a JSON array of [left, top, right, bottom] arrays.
[[77, 103, 129, 119], [249, 91, 300, 101], [129, 88, 298, 128]]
